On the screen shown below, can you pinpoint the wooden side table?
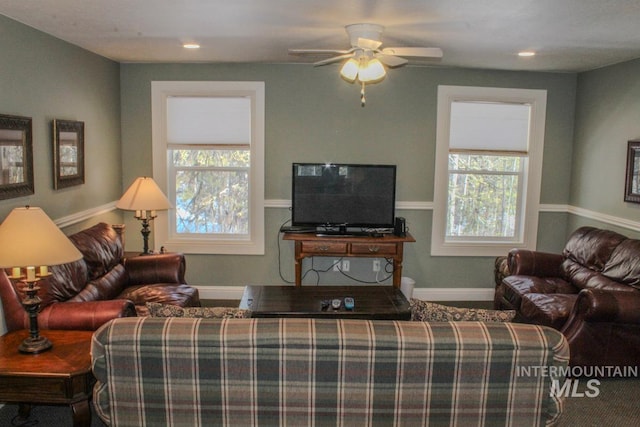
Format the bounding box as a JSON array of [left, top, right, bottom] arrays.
[[0, 329, 95, 427]]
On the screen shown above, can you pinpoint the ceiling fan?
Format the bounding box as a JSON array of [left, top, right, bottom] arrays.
[[289, 23, 443, 105]]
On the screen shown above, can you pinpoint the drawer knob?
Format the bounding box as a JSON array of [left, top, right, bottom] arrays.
[[368, 246, 380, 253], [318, 246, 330, 251]]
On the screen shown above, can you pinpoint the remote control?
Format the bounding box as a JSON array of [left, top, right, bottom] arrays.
[[344, 297, 354, 310], [331, 299, 341, 310]]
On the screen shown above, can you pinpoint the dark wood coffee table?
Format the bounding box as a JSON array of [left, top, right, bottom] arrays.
[[0, 329, 95, 427], [240, 285, 411, 320]]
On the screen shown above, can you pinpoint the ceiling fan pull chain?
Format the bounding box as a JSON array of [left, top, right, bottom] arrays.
[[361, 81, 366, 107]]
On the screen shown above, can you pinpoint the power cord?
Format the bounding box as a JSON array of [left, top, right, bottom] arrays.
[[278, 218, 346, 285], [278, 219, 394, 285], [373, 258, 394, 284], [302, 257, 344, 285], [336, 257, 393, 284], [277, 218, 295, 284]]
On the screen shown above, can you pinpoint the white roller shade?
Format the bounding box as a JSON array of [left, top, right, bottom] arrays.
[[167, 96, 251, 145], [449, 101, 530, 153]]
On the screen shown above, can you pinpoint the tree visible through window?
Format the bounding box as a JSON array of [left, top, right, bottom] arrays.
[[431, 85, 547, 256], [447, 153, 522, 239], [173, 149, 250, 234], [152, 81, 265, 255]]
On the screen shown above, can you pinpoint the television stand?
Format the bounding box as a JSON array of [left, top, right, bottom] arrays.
[[282, 232, 416, 288]]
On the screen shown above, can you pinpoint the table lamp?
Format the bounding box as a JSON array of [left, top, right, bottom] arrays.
[[0, 206, 82, 353], [116, 176, 172, 255]]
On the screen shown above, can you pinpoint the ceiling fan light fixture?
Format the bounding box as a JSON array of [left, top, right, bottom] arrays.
[[358, 58, 386, 83], [340, 58, 359, 82], [291, 23, 441, 104]]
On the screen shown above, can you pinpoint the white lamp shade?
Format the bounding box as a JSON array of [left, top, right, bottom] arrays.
[[340, 58, 359, 82], [358, 58, 386, 83], [0, 206, 82, 268], [116, 177, 172, 211]]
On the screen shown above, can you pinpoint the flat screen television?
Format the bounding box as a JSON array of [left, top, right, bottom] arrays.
[[291, 163, 396, 232]]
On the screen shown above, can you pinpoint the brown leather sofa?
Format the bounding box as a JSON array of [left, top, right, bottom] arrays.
[[0, 222, 200, 332], [495, 226, 640, 367]]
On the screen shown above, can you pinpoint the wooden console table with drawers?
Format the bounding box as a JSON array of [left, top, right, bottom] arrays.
[[282, 232, 415, 287]]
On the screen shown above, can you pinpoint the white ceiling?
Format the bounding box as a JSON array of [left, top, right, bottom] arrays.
[[2, 0, 640, 72]]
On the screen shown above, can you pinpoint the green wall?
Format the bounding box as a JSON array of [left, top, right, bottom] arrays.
[[0, 15, 122, 221], [571, 57, 640, 238], [0, 16, 122, 333], [120, 63, 577, 288]]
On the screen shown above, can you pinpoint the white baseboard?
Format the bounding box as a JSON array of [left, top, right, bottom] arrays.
[[196, 285, 246, 301], [194, 285, 494, 302], [413, 287, 494, 301]]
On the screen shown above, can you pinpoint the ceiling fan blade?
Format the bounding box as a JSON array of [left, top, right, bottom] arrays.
[[289, 48, 352, 56], [313, 53, 354, 66], [381, 47, 443, 58], [356, 37, 383, 50], [375, 53, 408, 67]]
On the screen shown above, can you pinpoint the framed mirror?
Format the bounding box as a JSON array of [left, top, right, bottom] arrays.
[[0, 114, 34, 200], [624, 140, 640, 203], [53, 119, 84, 189]]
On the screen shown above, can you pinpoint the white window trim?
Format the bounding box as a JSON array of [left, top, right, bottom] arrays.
[[431, 85, 547, 256], [151, 81, 265, 255]]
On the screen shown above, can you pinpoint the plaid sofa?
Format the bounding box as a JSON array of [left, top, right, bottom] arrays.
[[92, 317, 569, 427]]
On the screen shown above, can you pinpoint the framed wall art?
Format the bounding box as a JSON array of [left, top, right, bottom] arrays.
[[0, 114, 34, 200], [53, 119, 84, 189], [624, 140, 640, 203]]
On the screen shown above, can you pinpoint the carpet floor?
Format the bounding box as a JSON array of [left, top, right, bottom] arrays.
[[1, 378, 638, 426]]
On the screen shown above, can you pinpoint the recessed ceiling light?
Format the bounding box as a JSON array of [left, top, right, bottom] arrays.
[[183, 43, 200, 49], [518, 51, 536, 57]]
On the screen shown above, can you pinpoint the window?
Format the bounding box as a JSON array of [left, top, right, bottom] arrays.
[[431, 86, 547, 256], [151, 81, 265, 254]]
